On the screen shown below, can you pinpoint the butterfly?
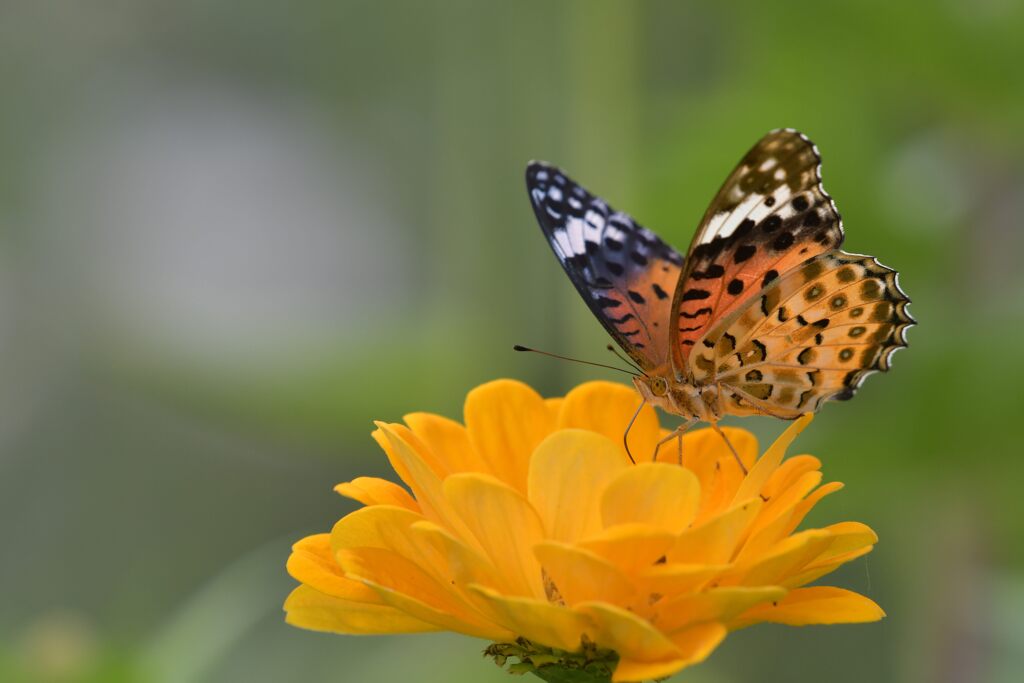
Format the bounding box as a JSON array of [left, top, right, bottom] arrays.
[[526, 129, 914, 463]]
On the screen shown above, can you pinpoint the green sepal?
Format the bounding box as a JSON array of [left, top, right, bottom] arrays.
[[485, 637, 619, 683]]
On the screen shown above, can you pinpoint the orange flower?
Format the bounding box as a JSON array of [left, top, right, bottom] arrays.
[[285, 380, 882, 681]]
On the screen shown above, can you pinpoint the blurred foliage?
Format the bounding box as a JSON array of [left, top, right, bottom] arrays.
[[1, 1, 1022, 682]]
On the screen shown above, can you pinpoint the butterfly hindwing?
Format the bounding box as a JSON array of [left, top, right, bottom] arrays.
[[527, 162, 684, 371], [670, 130, 844, 370], [687, 251, 914, 417]]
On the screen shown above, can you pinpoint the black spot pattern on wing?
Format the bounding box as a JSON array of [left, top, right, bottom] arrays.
[[527, 162, 684, 370], [690, 251, 914, 417], [671, 129, 845, 368]]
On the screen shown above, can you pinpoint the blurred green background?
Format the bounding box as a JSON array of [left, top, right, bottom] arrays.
[[1, 1, 1022, 682]]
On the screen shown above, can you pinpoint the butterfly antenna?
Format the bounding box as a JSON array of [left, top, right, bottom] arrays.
[[605, 344, 647, 377], [513, 345, 640, 377]]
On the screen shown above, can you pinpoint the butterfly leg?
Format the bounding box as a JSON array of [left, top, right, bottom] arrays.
[[652, 418, 698, 463], [622, 398, 647, 464], [711, 422, 748, 475]]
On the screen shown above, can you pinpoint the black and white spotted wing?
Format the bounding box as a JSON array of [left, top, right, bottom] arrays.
[[526, 162, 684, 371]]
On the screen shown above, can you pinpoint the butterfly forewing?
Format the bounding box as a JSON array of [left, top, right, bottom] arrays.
[[670, 130, 844, 372], [688, 251, 914, 416], [527, 162, 684, 371]]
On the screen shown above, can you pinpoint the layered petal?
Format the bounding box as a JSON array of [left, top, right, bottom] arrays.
[[468, 584, 591, 652], [286, 379, 883, 682], [557, 381, 660, 460], [374, 423, 478, 543], [286, 534, 379, 603], [613, 623, 725, 682], [577, 602, 681, 662], [601, 463, 700, 534], [338, 547, 506, 638], [580, 523, 676, 576], [334, 477, 419, 511], [533, 541, 635, 606], [444, 473, 546, 598], [669, 498, 763, 565], [284, 585, 439, 635], [732, 414, 813, 505], [654, 586, 786, 633], [731, 586, 885, 628], [528, 430, 628, 543], [464, 380, 553, 493], [403, 412, 484, 475]]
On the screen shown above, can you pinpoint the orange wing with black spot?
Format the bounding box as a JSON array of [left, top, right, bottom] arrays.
[[687, 251, 914, 417], [670, 130, 844, 373], [526, 162, 683, 371]]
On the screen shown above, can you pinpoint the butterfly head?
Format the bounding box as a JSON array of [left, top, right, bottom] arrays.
[[632, 374, 675, 413], [633, 373, 719, 422], [638, 375, 668, 397]]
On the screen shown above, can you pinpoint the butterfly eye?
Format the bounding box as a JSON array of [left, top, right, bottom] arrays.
[[651, 377, 668, 396]]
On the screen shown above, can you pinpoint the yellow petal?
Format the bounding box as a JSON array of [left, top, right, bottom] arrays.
[[544, 397, 565, 422], [329, 504, 424, 557], [637, 563, 730, 597], [407, 520, 506, 592], [787, 481, 844, 530], [612, 623, 726, 682], [745, 470, 823, 540], [732, 413, 813, 505], [678, 425, 759, 476], [534, 541, 635, 606], [693, 454, 747, 523], [818, 521, 878, 556], [368, 583, 512, 641], [375, 423, 478, 542], [338, 547, 507, 639], [601, 463, 700, 534], [286, 534, 379, 603], [528, 430, 629, 543], [408, 521, 544, 633], [782, 546, 876, 589], [780, 522, 878, 588], [736, 509, 799, 564], [444, 472, 546, 598], [284, 585, 439, 635], [669, 498, 762, 565], [327, 501, 481, 596], [727, 529, 833, 587], [337, 547, 461, 613], [370, 426, 416, 494], [579, 523, 675, 575], [557, 381, 660, 461], [613, 657, 692, 683], [334, 477, 419, 511], [737, 480, 843, 563], [730, 586, 885, 628], [403, 412, 484, 475], [468, 583, 591, 652], [576, 601, 679, 661], [762, 454, 822, 500], [464, 379, 553, 493], [654, 586, 785, 633], [375, 422, 447, 477]]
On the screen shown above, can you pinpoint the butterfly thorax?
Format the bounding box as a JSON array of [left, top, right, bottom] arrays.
[[633, 374, 722, 423]]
